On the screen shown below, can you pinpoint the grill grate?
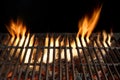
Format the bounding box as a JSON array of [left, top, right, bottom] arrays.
[[0, 33, 120, 80]]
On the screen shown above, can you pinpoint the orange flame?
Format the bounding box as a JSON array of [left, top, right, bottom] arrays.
[[5, 6, 112, 64], [6, 19, 36, 63], [41, 6, 102, 63], [97, 30, 113, 47], [77, 7, 101, 44], [42, 35, 60, 63], [96, 30, 113, 55]]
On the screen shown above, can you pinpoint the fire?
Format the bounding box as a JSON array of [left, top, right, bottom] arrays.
[[41, 7, 102, 62], [42, 35, 61, 63], [95, 30, 113, 55], [96, 30, 113, 47], [6, 19, 36, 63], [5, 6, 112, 64], [102, 30, 112, 47], [77, 7, 101, 43]]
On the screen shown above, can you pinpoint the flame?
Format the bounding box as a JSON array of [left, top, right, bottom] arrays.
[[5, 6, 112, 65], [77, 7, 101, 44], [6, 19, 36, 63], [97, 30, 112, 47], [41, 6, 102, 63], [42, 35, 60, 63], [96, 30, 113, 55]]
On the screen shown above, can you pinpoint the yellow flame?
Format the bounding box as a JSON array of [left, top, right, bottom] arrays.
[[97, 30, 112, 47], [5, 6, 113, 65], [42, 6, 102, 63], [102, 30, 108, 47], [96, 30, 113, 55], [42, 35, 60, 63], [6, 19, 36, 63], [77, 7, 101, 44]]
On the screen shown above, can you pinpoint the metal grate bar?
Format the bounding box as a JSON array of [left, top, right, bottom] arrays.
[[68, 36, 75, 80], [31, 48, 38, 79], [6, 36, 26, 79], [59, 39, 62, 80], [64, 36, 69, 80], [79, 38, 94, 80], [112, 38, 120, 61], [52, 35, 56, 80], [45, 34, 51, 80], [24, 35, 37, 80], [18, 34, 31, 80], [92, 46, 107, 79], [0, 35, 11, 78], [85, 38, 101, 80], [100, 38, 120, 79], [96, 38, 115, 80], [12, 35, 31, 79], [0, 33, 120, 80], [74, 36, 86, 80], [24, 46, 35, 80], [106, 40, 120, 79], [38, 47, 44, 80]]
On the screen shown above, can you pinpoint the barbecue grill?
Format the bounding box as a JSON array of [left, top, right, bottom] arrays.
[[0, 33, 120, 80]]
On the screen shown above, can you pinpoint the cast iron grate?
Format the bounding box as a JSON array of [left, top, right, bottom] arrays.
[[0, 33, 120, 80]]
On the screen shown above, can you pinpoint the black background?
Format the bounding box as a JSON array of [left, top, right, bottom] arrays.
[[0, 0, 119, 33]]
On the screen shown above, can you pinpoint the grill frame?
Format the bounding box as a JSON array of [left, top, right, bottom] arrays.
[[0, 33, 120, 80]]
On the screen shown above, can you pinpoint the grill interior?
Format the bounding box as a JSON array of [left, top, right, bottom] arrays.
[[0, 33, 120, 80]]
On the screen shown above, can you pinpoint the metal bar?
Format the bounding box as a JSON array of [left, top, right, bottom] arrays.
[[12, 37, 30, 80], [0, 45, 12, 79], [45, 34, 51, 80], [59, 40, 62, 80], [113, 49, 120, 62], [38, 33, 48, 80], [79, 37, 94, 80], [0, 34, 10, 60], [94, 39, 109, 80], [24, 50, 34, 80], [32, 49, 39, 80], [74, 37, 86, 80], [104, 37, 118, 62], [0, 35, 11, 77], [52, 34, 55, 79], [18, 34, 35, 80], [92, 46, 107, 80], [112, 38, 120, 61], [113, 49, 120, 63], [17, 35, 31, 80], [105, 40, 120, 79], [113, 49, 120, 78], [100, 39, 117, 80], [68, 36, 75, 80], [85, 38, 101, 80], [24, 37, 36, 80], [5, 36, 23, 79], [111, 37, 120, 79], [107, 38, 119, 62], [64, 36, 69, 80], [38, 47, 44, 80], [0, 33, 120, 79]]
